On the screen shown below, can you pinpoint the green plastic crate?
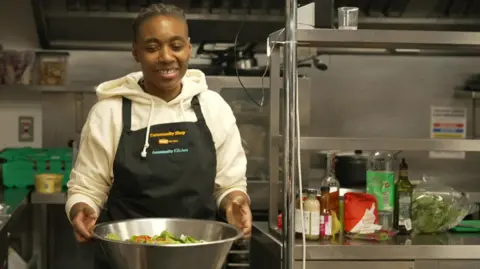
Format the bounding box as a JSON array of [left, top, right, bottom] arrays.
[[3, 188, 30, 213], [450, 220, 480, 233], [1, 161, 35, 187], [0, 147, 73, 187], [0, 147, 38, 161]]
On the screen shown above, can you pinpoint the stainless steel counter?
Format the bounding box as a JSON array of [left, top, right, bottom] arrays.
[[28, 191, 67, 269], [251, 222, 480, 262], [28, 191, 96, 269], [30, 192, 66, 204]]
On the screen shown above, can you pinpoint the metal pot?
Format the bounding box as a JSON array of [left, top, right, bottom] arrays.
[[334, 150, 368, 188]]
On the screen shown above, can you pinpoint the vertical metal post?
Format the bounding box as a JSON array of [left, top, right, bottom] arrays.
[[269, 48, 282, 231], [282, 0, 298, 269]]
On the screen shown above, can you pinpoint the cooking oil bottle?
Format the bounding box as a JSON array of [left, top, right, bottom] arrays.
[[394, 158, 413, 234]]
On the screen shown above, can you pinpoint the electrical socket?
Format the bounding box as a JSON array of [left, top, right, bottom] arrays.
[[18, 116, 34, 142]]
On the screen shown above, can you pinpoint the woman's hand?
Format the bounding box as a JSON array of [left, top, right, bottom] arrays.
[[225, 194, 252, 239], [70, 202, 98, 243]]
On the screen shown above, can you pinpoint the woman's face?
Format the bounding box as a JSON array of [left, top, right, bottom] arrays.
[[133, 15, 191, 92]]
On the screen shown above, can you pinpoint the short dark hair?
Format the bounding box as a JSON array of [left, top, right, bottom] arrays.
[[132, 3, 187, 41]]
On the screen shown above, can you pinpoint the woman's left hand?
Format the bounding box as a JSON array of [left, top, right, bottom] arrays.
[[226, 195, 252, 239]]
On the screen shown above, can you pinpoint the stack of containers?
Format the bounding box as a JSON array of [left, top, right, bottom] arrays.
[[0, 147, 72, 188]]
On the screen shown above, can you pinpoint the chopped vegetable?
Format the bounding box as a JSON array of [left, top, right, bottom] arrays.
[[105, 230, 204, 245], [105, 233, 121, 241]]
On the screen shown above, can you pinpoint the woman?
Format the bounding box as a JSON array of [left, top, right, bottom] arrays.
[[66, 3, 251, 267]]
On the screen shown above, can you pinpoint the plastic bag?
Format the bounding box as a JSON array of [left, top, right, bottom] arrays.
[[412, 176, 479, 234], [343, 192, 380, 233]]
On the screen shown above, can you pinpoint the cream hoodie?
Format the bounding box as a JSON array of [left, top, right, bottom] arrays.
[[65, 70, 248, 220]]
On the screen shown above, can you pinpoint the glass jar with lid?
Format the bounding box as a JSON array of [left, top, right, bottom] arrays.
[[295, 188, 321, 240]]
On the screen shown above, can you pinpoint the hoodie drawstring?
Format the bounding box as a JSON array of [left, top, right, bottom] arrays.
[[140, 98, 155, 158]]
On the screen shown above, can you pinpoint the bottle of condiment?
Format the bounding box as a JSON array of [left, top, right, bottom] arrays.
[[294, 191, 301, 234], [395, 158, 413, 235], [295, 189, 321, 240], [320, 153, 340, 214], [294, 188, 309, 235], [320, 153, 341, 235], [294, 190, 303, 235], [320, 186, 332, 240]]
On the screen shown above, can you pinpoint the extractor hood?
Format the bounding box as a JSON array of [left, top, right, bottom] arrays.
[[32, 0, 480, 50]]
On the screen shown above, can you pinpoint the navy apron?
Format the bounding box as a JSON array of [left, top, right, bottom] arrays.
[[93, 95, 217, 268]]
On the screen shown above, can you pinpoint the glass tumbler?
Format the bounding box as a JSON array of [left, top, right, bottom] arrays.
[[338, 7, 359, 30]]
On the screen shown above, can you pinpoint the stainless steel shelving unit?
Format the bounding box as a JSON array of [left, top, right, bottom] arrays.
[[266, 28, 480, 253], [272, 136, 480, 151], [269, 28, 480, 49]]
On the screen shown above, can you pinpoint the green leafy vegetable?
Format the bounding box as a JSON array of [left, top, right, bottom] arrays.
[[105, 233, 121, 240], [412, 193, 468, 233], [105, 230, 203, 245]]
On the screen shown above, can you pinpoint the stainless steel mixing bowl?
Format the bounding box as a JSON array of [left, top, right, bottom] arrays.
[[92, 218, 243, 269]]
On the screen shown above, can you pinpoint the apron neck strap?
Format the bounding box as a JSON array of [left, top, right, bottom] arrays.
[[122, 97, 132, 131], [190, 95, 204, 122]]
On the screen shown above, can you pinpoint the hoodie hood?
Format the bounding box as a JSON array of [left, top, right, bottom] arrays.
[[96, 69, 209, 105], [95, 69, 209, 159]]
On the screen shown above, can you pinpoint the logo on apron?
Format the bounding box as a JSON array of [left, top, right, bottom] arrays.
[[152, 148, 189, 155], [151, 130, 187, 145]]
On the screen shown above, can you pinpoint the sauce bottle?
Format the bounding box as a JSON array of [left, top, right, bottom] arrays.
[[299, 189, 321, 240], [320, 186, 333, 240], [320, 153, 341, 235], [294, 188, 310, 235]]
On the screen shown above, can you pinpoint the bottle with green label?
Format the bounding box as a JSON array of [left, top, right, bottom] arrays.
[[366, 151, 396, 230], [394, 158, 413, 234]]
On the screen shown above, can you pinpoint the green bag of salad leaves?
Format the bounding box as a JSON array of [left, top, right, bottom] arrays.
[[412, 176, 478, 234]]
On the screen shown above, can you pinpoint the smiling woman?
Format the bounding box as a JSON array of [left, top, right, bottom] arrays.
[[65, 3, 252, 269], [132, 4, 192, 101]]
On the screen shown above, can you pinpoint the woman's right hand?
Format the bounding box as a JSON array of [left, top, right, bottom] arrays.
[[70, 202, 98, 243]]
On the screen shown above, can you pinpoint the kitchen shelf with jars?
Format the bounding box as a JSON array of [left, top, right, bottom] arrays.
[[250, 27, 480, 269], [0, 49, 71, 91]]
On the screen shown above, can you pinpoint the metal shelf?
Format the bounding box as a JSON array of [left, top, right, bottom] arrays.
[[349, 17, 480, 31], [0, 76, 272, 93], [30, 192, 66, 204], [266, 25, 480, 236], [272, 136, 480, 151], [46, 10, 283, 22], [269, 28, 480, 50], [0, 84, 94, 93]]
